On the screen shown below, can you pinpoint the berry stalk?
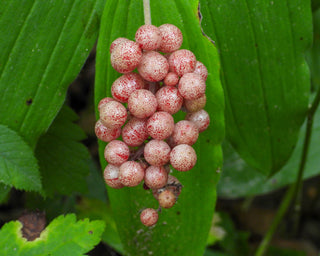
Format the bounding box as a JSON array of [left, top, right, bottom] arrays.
[[143, 0, 152, 25]]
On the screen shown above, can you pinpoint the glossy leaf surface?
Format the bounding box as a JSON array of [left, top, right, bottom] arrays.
[[200, 0, 312, 175], [95, 1, 224, 255]]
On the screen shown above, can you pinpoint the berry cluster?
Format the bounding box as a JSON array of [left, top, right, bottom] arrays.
[[95, 24, 210, 227]]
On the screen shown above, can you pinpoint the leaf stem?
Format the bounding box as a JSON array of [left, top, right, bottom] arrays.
[[255, 88, 320, 256], [143, 0, 151, 25]]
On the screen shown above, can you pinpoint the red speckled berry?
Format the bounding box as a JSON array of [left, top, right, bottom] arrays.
[[144, 166, 168, 189], [104, 140, 130, 166], [122, 117, 149, 147], [144, 140, 171, 166], [100, 101, 127, 128], [168, 49, 196, 77], [128, 89, 158, 118], [137, 51, 169, 82], [186, 109, 210, 132], [156, 86, 183, 115], [184, 94, 206, 113], [119, 161, 145, 187], [158, 189, 176, 209], [172, 120, 199, 146], [103, 164, 124, 189], [111, 73, 145, 103], [110, 37, 130, 53], [178, 73, 206, 100], [95, 119, 121, 142], [98, 97, 114, 111], [147, 111, 174, 140], [158, 24, 183, 53], [135, 25, 161, 51], [111, 40, 142, 73], [164, 72, 179, 86], [170, 144, 197, 172], [193, 61, 208, 81], [140, 208, 158, 227]]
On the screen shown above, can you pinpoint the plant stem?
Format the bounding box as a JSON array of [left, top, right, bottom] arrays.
[[143, 0, 151, 25], [255, 88, 320, 256]]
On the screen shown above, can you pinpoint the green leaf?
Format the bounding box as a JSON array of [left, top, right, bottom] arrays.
[[0, 0, 106, 148], [218, 99, 320, 198], [35, 106, 90, 197], [0, 125, 41, 192], [200, 0, 312, 175], [0, 214, 105, 256], [95, 1, 224, 256], [0, 183, 11, 203]]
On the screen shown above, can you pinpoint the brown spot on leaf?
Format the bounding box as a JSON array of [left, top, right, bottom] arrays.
[[26, 98, 33, 105], [18, 210, 46, 241]]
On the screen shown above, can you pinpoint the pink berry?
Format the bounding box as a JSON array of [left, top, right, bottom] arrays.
[[184, 94, 206, 113], [140, 208, 158, 227], [158, 190, 176, 209], [111, 40, 142, 73], [164, 72, 179, 86], [122, 117, 149, 147], [119, 161, 145, 187], [186, 109, 210, 132], [170, 144, 197, 172], [110, 37, 130, 53], [103, 164, 124, 189], [95, 119, 121, 142], [135, 25, 161, 51], [158, 24, 183, 53], [147, 111, 174, 140], [144, 140, 171, 166], [178, 73, 206, 100], [193, 61, 208, 81], [172, 120, 199, 145], [98, 97, 114, 111], [156, 86, 183, 115], [111, 73, 145, 103], [128, 89, 158, 118], [100, 101, 127, 128], [104, 140, 130, 166], [137, 51, 169, 82], [144, 166, 168, 189], [168, 49, 196, 76]]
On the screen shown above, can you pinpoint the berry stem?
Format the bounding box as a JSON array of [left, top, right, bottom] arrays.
[[143, 0, 152, 25]]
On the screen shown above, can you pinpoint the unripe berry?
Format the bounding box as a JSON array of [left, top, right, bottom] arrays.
[[111, 73, 144, 103], [95, 119, 121, 142], [104, 140, 130, 166], [158, 24, 183, 53], [164, 72, 179, 86], [100, 101, 127, 128], [193, 61, 208, 81], [168, 49, 196, 76], [135, 24, 161, 51], [119, 161, 145, 187], [170, 144, 197, 172], [184, 94, 206, 113], [178, 73, 206, 100], [122, 117, 148, 147], [110, 37, 130, 53], [186, 109, 210, 132], [128, 89, 158, 118], [147, 111, 174, 140], [156, 86, 183, 115], [98, 97, 114, 111], [140, 208, 158, 227], [111, 40, 142, 73], [144, 140, 171, 166], [137, 51, 169, 82], [103, 164, 124, 189], [144, 166, 168, 189], [158, 189, 176, 209], [172, 120, 199, 146]]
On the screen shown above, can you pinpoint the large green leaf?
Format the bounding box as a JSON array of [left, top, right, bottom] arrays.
[[0, 125, 41, 192], [218, 100, 320, 198], [0, 214, 105, 256], [95, 1, 224, 255], [0, 0, 105, 148], [200, 0, 312, 175]]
